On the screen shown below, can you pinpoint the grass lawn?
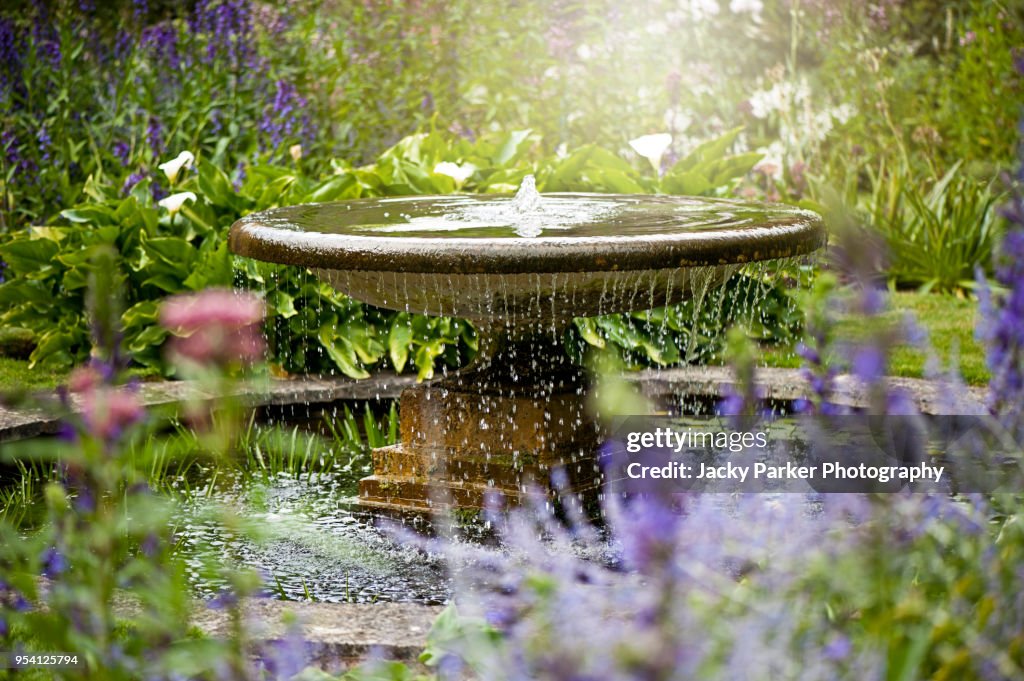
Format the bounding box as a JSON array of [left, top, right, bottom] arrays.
[[762, 291, 989, 386], [0, 357, 69, 393]]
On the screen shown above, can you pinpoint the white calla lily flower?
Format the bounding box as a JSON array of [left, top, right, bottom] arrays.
[[628, 133, 672, 173], [158, 151, 195, 184], [433, 161, 476, 186], [158, 191, 197, 215]]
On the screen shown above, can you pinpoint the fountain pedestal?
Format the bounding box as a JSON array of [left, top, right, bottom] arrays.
[[359, 332, 602, 513]]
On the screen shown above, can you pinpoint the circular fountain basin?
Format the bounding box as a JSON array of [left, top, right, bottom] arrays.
[[229, 193, 824, 322]]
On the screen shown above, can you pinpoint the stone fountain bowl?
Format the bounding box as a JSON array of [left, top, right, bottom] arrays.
[[228, 193, 825, 324]]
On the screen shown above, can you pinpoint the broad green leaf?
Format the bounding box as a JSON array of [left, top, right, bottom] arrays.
[[493, 129, 532, 166], [307, 173, 357, 203], [60, 205, 115, 225], [388, 314, 413, 372], [142, 236, 197, 270], [198, 161, 235, 206], [268, 290, 297, 318], [671, 126, 743, 174], [661, 170, 712, 196], [574, 317, 606, 348], [318, 328, 369, 379], [414, 341, 445, 381], [0, 238, 60, 276]]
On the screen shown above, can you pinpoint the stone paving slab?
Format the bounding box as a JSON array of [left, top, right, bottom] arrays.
[[637, 366, 989, 416], [0, 373, 417, 443], [0, 367, 988, 443], [192, 599, 443, 672]]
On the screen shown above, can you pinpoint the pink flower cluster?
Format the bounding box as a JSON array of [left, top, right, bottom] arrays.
[[68, 366, 144, 442], [160, 289, 266, 368]]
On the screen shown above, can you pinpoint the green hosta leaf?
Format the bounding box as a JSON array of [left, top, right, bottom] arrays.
[[142, 236, 197, 270], [306, 173, 358, 203], [317, 327, 369, 379], [0, 280, 53, 307], [29, 327, 80, 369], [268, 290, 297, 318], [661, 170, 713, 196], [388, 313, 413, 373], [671, 126, 743, 174], [340, 323, 385, 364], [122, 300, 162, 330], [197, 161, 236, 206], [141, 274, 188, 293], [0, 238, 60, 276], [126, 324, 168, 354], [59, 205, 116, 225], [574, 317, 606, 348], [545, 145, 597, 190], [183, 240, 232, 290], [493, 129, 532, 166], [590, 167, 645, 194], [414, 340, 445, 381], [705, 152, 764, 186]]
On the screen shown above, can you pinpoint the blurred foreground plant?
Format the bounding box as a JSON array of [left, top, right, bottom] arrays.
[[0, 267, 316, 678]]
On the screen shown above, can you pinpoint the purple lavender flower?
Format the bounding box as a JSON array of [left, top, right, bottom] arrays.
[[209, 108, 223, 137], [31, 6, 61, 67], [0, 17, 21, 96], [208, 588, 239, 610], [192, 0, 254, 68], [823, 634, 852, 661], [132, 0, 148, 23], [259, 79, 310, 152], [232, 159, 247, 191], [260, 624, 311, 679], [141, 23, 180, 71], [41, 547, 68, 577], [146, 116, 163, 155], [2, 130, 35, 176], [121, 171, 146, 195], [36, 125, 52, 163], [976, 58, 1024, 418], [851, 345, 885, 384], [113, 29, 134, 62], [113, 140, 131, 166]]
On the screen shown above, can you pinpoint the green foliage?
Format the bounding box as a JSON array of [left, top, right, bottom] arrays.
[[861, 162, 1004, 293], [570, 268, 804, 368], [0, 125, 766, 377]]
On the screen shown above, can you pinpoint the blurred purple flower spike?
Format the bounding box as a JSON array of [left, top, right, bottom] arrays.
[[976, 54, 1024, 418]]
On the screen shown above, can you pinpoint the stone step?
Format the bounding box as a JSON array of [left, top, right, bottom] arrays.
[[359, 474, 525, 510], [370, 444, 602, 489]]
